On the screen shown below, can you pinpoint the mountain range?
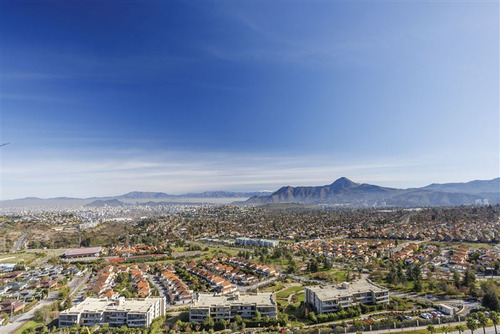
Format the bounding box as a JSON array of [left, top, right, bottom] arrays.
[[243, 177, 500, 207], [0, 190, 272, 208], [1, 177, 498, 208]]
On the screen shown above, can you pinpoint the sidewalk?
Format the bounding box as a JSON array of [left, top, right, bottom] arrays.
[[342, 323, 497, 334]]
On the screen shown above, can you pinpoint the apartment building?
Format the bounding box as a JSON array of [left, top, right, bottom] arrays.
[[305, 279, 389, 314], [235, 238, 279, 247], [59, 297, 165, 328], [189, 292, 277, 323]]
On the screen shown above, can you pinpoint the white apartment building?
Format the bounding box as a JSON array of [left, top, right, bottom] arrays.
[[234, 238, 279, 247], [59, 297, 165, 328], [305, 279, 389, 314], [189, 292, 277, 322]]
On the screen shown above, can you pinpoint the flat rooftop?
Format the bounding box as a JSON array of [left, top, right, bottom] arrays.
[[193, 292, 275, 307], [64, 247, 102, 257], [60, 297, 162, 314], [307, 279, 388, 300]]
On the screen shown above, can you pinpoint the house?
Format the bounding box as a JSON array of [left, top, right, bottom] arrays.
[[0, 300, 25, 314]]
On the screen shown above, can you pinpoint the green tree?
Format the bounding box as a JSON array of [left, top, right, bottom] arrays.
[[414, 279, 423, 292], [214, 319, 227, 331], [323, 257, 332, 270], [287, 259, 297, 274], [254, 310, 262, 322], [456, 325, 467, 334], [427, 324, 435, 334], [483, 286, 500, 311], [33, 306, 51, 324], [467, 317, 479, 334], [453, 270, 461, 288], [309, 311, 318, 323], [490, 311, 499, 334], [308, 259, 319, 273], [477, 312, 489, 334], [203, 315, 214, 329], [441, 325, 452, 334], [230, 321, 239, 332], [463, 269, 476, 288]]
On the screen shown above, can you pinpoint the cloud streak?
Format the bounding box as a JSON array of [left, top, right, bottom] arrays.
[[1, 147, 497, 200]]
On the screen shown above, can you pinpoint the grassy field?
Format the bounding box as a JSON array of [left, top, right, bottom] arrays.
[[291, 292, 305, 307], [205, 246, 240, 257], [444, 241, 497, 250], [276, 286, 304, 299], [0, 252, 40, 264], [14, 320, 41, 334], [276, 299, 288, 308], [261, 281, 285, 292]]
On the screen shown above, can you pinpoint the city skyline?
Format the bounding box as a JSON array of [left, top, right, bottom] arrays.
[[1, 1, 498, 199]]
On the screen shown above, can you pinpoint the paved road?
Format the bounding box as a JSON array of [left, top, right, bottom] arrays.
[[11, 232, 29, 253], [239, 276, 279, 292], [3, 272, 90, 334], [2, 291, 58, 334], [363, 324, 497, 334], [288, 273, 336, 285]]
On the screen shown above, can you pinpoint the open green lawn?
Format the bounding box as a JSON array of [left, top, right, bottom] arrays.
[[0, 252, 39, 264], [290, 292, 305, 308], [261, 281, 284, 292], [276, 286, 304, 299], [205, 246, 240, 257], [307, 269, 349, 282], [14, 320, 41, 334], [276, 299, 288, 308], [445, 242, 496, 250]]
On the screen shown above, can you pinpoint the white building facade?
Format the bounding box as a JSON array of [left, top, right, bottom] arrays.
[[59, 297, 165, 328], [189, 292, 277, 322], [305, 279, 389, 314]]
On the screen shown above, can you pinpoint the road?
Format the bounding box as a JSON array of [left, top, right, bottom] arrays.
[[360, 324, 498, 334], [69, 271, 91, 304], [2, 291, 58, 334], [288, 273, 336, 285], [239, 276, 279, 292], [149, 274, 176, 307], [11, 232, 29, 253], [3, 271, 90, 334]]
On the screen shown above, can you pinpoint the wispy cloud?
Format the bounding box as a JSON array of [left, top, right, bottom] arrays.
[[1, 147, 497, 200]]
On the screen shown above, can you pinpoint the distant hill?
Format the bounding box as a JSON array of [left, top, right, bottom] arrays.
[[243, 177, 499, 207], [420, 178, 500, 194], [111, 190, 270, 199], [84, 199, 125, 207], [0, 190, 269, 208], [115, 191, 172, 199], [180, 191, 272, 198]]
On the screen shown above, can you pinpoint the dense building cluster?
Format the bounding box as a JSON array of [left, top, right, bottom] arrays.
[[90, 264, 150, 299], [287, 239, 395, 262]]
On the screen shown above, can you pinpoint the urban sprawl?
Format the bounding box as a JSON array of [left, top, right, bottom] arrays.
[[0, 204, 499, 333]]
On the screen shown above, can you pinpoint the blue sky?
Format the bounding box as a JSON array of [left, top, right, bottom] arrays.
[[1, 0, 498, 199]]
